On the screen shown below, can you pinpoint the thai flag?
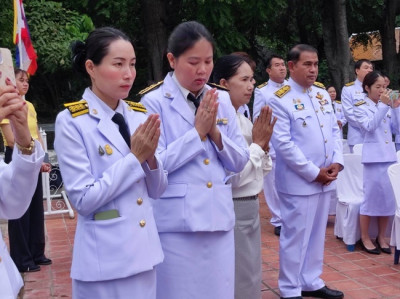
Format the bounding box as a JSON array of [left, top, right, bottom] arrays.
[[13, 0, 37, 75]]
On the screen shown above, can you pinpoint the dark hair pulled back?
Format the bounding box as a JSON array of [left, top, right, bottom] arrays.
[[71, 27, 131, 75], [362, 71, 383, 93], [211, 55, 247, 84], [168, 21, 215, 58]]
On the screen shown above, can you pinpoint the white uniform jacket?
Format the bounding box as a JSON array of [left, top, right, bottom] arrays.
[[253, 79, 288, 159], [354, 97, 400, 163], [269, 78, 343, 196], [0, 141, 44, 299], [141, 73, 249, 233], [253, 79, 288, 120], [341, 79, 365, 145], [333, 100, 347, 127], [54, 88, 167, 282]]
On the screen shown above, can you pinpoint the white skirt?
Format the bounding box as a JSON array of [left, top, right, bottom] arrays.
[[361, 162, 396, 216], [156, 230, 234, 299], [72, 268, 156, 299]]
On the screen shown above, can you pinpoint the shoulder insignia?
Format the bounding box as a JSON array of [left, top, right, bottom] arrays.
[[64, 100, 89, 118], [274, 85, 290, 98], [345, 81, 355, 87], [257, 81, 268, 89], [207, 82, 229, 91], [354, 100, 366, 106], [335, 100, 342, 104], [313, 81, 325, 89], [124, 100, 147, 113], [137, 80, 163, 96]]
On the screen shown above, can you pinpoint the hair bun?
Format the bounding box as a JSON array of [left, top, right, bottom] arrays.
[[71, 40, 87, 74]]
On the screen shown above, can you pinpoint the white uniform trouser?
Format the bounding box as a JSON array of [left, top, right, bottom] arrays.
[[278, 191, 332, 298], [263, 159, 281, 227]]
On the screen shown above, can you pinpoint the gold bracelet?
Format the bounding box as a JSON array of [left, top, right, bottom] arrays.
[[16, 137, 35, 155]]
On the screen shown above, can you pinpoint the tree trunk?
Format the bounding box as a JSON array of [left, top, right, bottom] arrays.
[[321, 0, 352, 97], [380, 0, 398, 86], [141, 0, 168, 83], [290, 0, 309, 44]]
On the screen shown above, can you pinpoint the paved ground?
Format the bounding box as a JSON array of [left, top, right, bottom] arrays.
[[1, 192, 400, 298]]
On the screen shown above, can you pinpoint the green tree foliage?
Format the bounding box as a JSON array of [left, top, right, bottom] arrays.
[[0, 0, 398, 124], [0, 0, 94, 122], [0, 1, 14, 48], [347, 0, 384, 33], [347, 0, 384, 52], [55, 0, 146, 94], [0, 0, 93, 73], [26, 0, 94, 73]]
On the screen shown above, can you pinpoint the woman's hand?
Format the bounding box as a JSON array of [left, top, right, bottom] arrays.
[[0, 83, 25, 121], [130, 114, 161, 166], [195, 88, 218, 140], [0, 79, 31, 147], [40, 162, 52, 173], [252, 106, 277, 151], [380, 89, 391, 106]]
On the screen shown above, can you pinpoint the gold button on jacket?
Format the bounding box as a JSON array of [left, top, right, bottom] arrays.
[[137, 198, 143, 205], [139, 220, 146, 227]]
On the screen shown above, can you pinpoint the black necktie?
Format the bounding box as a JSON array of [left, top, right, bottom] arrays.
[[187, 93, 200, 113], [112, 112, 131, 147]]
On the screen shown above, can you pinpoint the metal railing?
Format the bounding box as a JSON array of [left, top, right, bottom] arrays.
[[40, 128, 74, 218]]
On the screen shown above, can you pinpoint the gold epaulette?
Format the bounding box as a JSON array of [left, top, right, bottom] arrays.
[[207, 82, 229, 91], [274, 85, 290, 98], [137, 80, 163, 96], [257, 81, 268, 89], [335, 99, 342, 104], [355, 100, 366, 106], [313, 81, 325, 89], [64, 100, 89, 118], [124, 100, 147, 113], [345, 81, 355, 87]]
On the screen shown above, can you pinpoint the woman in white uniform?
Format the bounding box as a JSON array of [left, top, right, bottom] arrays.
[[327, 85, 347, 139], [0, 84, 45, 298], [354, 71, 400, 255], [140, 21, 249, 299], [211, 54, 276, 299], [54, 27, 167, 299]]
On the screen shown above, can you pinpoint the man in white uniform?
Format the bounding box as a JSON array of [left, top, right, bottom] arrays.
[[269, 44, 344, 299], [0, 85, 45, 298], [341, 59, 373, 152], [253, 54, 287, 236]]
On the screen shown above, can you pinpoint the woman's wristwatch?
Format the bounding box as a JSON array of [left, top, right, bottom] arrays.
[[16, 137, 35, 155]]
